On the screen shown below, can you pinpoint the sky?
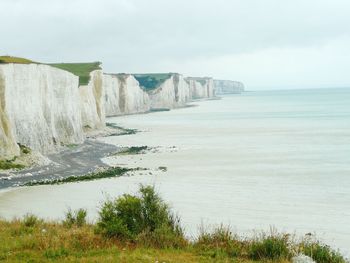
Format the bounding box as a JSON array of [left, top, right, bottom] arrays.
[[1, 0, 350, 90]]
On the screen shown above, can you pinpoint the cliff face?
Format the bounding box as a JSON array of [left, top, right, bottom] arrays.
[[103, 74, 150, 116], [0, 72, 19, 158], [0, 63, 219, 161], [186, 77, 215, 99], [214, 80, 245, 94], [147, 74, 191, 109], [79, 70, 105, 131], [0, 64, 84, 157]]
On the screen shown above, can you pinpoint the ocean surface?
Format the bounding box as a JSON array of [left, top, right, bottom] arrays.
[[1, 88, 349, 254]]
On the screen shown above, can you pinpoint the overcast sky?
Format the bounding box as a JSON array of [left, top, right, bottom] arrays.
[[1, 0, 350, 90]]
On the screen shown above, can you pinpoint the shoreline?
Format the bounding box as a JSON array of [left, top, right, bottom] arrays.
[[0, 98, 216, 190], [0, 139, 118, 190]]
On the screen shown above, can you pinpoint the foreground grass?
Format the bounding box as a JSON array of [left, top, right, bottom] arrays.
[[0, 220, 280, 263], [50, 62, 102, 85], [0, 186, 346, 263]]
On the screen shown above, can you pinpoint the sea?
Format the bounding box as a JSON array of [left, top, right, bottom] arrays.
[[0, 88, 349, 255]]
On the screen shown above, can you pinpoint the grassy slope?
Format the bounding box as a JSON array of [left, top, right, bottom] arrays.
[[133, 73, 173, 90], [0, 220, 270, 263], [49, 62, 101, 85], [0, 56, 36, 64]]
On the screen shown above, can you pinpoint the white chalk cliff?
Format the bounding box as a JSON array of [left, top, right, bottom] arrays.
[[214, 79, 245, 94], [0, 63, 84, 158], [103, 74, 150, 116], [79, 70, 105, 131], [147, 74, 191, 109], [0, 64, 220, 161], [186, 77, 215, 99]]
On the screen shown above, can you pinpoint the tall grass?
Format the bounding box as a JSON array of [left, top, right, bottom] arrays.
[[299, 240, 346, 263], [63, 208, 87, 228], [248, 232, 292, 260]]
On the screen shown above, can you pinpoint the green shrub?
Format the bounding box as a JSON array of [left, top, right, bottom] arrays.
[[96, 185, 184, 247], [300, 241, 346, 263], [0, 159, 25, 170], [63, 208, 87, 228], [22, 214, 42, 227], [248, 233, 291, 260], [133, 73, 172, 90]]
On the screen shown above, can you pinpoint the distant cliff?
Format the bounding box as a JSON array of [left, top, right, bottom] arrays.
[[186, 77, 215, 99], [214, 80, 245, 94], [103, 73, 150, 116]]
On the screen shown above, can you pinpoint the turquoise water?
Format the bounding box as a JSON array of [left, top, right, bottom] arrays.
[[0, 88, 349, 254]]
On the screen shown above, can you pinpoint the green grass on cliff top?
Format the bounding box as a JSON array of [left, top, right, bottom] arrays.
[[50, 62, 102, 85], [0, 56, 101, 85], [133, 73, 173, 90], [0, 56, 36, 64]]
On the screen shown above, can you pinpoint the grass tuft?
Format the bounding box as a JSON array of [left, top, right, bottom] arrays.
[[194, 225, 243, 259], [63, 208, 88, 228], [22, 214, 43, 228]]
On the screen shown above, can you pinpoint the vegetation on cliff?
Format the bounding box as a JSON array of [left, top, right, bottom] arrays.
[[0, 144, 31, 170], [0, 56, 36, 64], [50, 62, 101, 85], [0, 186, 346, 263], [133, 73, 173, 90]]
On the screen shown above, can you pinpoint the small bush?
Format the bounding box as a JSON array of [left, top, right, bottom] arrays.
[[96, 185, 185, 247], [63, 208, 87, 228], [194, 225, 242, 258], [22, 214, 42, 227], [300, 241, 346, 263], [248, 233, 291, 260], [18, 143, 31, 154]]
